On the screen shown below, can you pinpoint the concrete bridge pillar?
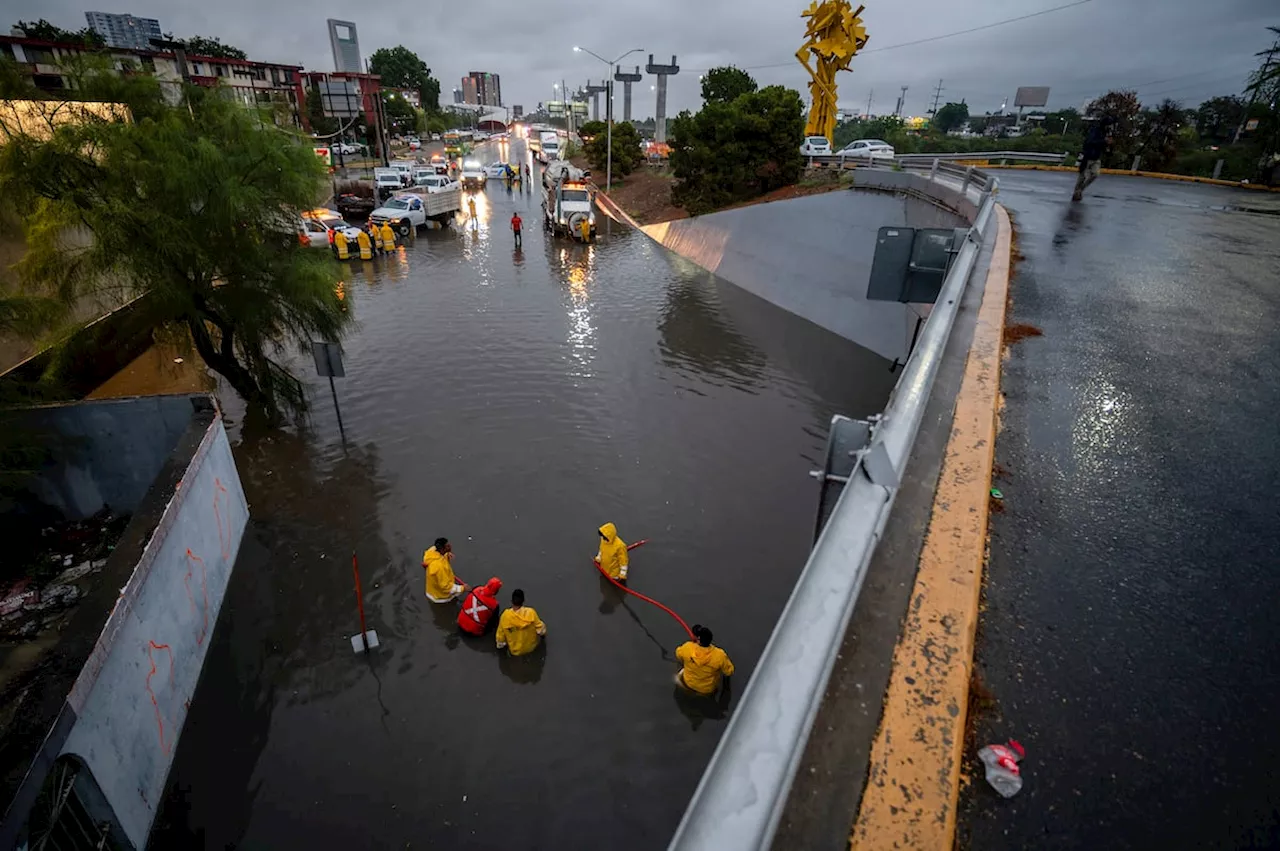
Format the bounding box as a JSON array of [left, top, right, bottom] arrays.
[[584, 81, 608, 122], [645, 54, 680, 143], [614, 65, 642, 123]]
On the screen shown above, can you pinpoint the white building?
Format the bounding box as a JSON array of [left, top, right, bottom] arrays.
[[83, 11, 161, 51]]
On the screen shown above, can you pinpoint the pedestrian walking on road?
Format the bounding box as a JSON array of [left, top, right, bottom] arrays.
[[1073, 115, 1114, 202], [511, 212, 523, 248], [468, 196, 478, 221]]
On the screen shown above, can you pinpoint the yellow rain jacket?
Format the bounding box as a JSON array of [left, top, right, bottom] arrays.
[[495, 606, 546, 656], [423, 546, 461, 603], [380, 222, 396, 250], [676, 642, 735, 695], [595, 523, 629, 580]]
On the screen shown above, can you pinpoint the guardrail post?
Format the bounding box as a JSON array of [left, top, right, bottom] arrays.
[[962, 165, 974, 194], [930, 157, 939, 180], [1131, 155, 1141, 173], [1212, 158, 1225, 180]]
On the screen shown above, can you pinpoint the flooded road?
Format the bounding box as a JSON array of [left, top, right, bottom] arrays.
[[154, 141, 899, 850]]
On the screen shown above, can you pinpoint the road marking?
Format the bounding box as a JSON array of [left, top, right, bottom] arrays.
[[851, 204, 1012, 850]]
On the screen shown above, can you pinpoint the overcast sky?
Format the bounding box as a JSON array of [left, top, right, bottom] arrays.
[[9, 0, 1277, 117]]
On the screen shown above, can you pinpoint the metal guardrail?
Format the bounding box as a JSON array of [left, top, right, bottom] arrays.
[[897, 150, 1067, 164], [667, 169, 1000, 851], [806, 150, 1065, 167]]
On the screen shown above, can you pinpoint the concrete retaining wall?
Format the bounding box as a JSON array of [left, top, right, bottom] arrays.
[[641, 185, 967, 361], [17, 395, 199, 520], [59, 411, 247, 846], [0, 396, 248, 850]]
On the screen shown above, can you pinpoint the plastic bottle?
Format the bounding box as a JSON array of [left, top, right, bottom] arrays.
[[977, 739, 1026, 798]]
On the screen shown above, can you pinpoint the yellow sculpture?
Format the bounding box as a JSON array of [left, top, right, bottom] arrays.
[[796, 1, 869, 144]]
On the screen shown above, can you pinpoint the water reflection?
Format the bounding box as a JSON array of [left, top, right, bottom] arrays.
[[672, 678, 733, 732], [658, 274, 767, 391], [556, 245, 597, 383], [497, 641, 546, 684]]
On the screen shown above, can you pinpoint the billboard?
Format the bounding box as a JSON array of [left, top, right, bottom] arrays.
[[1014, 86, 1050, 108]]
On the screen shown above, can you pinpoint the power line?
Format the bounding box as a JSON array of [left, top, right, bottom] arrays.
[[680, 0, 1096, 73], [863, 0, 1096, 54]]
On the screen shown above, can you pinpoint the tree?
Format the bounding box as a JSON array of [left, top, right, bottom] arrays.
[[584, 122, 644, 183], [381, 91, 416, 134], [369, 46, 441, 113], [1087, 89, 1141, 167], [1138, 98, 1185, 171], [14, 19, 104, 48], [670, 85, 805, 215], [177, 35, 247, 60], [577, 120, 606, 142], [932, 101, 969, 134], [0, 64, 350, 418], [701, 67, 757, 105]]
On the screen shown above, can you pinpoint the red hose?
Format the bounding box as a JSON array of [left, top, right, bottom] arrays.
[[595, 539, 695, 639]]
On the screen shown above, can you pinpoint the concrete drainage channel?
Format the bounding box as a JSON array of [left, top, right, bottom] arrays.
[[599, 164, 1002, 851]]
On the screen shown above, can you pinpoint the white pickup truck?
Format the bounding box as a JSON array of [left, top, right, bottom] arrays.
[[369, 189, 462, 235]]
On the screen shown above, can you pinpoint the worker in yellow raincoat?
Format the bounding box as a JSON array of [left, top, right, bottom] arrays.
[[356, 228, 372, 260], [334, 228, 349, 260], [423, 537, 468, 603], [594, 522, 629, 581], [495, 588, 546, 656], [379, 221, 396, 252], [675, 624, 735, 695]]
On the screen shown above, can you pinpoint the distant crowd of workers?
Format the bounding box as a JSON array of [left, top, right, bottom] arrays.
[[422, 524, 734, 696], [332, 220, 400, 261]]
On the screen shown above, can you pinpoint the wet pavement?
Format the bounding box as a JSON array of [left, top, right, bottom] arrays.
[[959, 172, 1280, 848], [151, 141, 900, 849]]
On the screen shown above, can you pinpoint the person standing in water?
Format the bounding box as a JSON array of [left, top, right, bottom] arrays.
[[495, 589, 546, 656], [675, 625, 735, 695], [423, 537, 468, 603], [594, 523, 629, 582]]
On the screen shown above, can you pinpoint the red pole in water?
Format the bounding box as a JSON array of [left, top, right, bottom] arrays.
[[352, 551, 369, 651]]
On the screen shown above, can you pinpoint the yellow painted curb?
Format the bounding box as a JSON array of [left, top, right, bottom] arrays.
[[850, 204, 1013, 850], [982, 163, 1280, 191]]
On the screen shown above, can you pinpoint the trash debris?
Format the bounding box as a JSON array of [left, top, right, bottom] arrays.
[[990, 488, 1004, 500], [977, 739, 1025, 797], [173, 357, 184, 364]]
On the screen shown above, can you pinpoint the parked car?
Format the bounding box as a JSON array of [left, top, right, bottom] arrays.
[[335, 192, 376, 217], [329, 142, 359, 156], [430, 132, 442, 141], [299, 209, 363, 248], [799, 136, 832, 156], [484, 162, 511, 178], [837, 139, 896, 161], [298, 216, 332, 248]]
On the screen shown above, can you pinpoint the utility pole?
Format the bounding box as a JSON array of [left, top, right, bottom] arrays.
[[928, 79, 944, 115], [865, 89, 873, 118], [895, 86, 908, 118]]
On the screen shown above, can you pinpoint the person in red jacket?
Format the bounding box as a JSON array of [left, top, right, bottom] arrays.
[[457, 577, 503, 635]]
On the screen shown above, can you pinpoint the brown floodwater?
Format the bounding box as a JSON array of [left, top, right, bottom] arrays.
[[152, 142, 901, 850]]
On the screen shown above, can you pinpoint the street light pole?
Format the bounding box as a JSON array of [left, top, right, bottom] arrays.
[[574, 46, 644, 193]]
